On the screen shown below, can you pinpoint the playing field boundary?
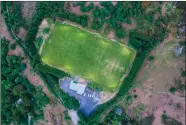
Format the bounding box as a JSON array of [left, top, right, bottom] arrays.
[[39, 19, 137, 55], [40, 19, 137, 92], [59, 20, 137, 52]]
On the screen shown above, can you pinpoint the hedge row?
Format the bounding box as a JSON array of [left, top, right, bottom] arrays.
[[35, 63, 70, 78], [57, 12, 88, 27]]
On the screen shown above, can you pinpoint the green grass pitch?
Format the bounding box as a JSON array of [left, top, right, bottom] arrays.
[[41, 21, 136, 92]]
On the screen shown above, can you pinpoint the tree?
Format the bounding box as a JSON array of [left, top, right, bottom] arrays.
[[148, 55, 155, 61], [10, 43, 16, 50], [169, 87, 176, 93], [115, 28, 126, 38], [20, 63, 27, 71], [181, 71, 186, 77], [42, 27, 50, 34]]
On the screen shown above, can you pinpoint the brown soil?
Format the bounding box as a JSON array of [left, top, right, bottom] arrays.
[[92, 2, 103, 8], [162, 2, 167, 17], [142, 2, 151, 7], [20, 2, 36, 23], [107, 31, 115, 39], [122, 18, 136, 32], [17, 27, 26, 41], [126, 23, 185, 125], [100, 92, 117, 104], [67, 2, 85, 16], [128, 87, 185, 125], [38, 97, 73, 125]]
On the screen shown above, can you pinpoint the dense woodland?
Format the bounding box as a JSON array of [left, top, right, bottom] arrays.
[[1, 2, 80, 124], [1, 2, 23, 34], [1, 39, 49, 125], [1, 1, 185, 125]]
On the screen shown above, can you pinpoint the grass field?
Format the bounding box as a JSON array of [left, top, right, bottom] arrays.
[[41, 21, 136, 92]]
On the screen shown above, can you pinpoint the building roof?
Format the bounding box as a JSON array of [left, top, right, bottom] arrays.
[[115, 108, 123, 116], [69, 81, 86, 95]]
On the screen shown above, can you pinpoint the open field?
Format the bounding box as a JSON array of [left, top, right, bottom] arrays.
[[41, 21, 136, 92]]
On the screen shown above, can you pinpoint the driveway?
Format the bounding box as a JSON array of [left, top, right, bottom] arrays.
[[59, 78, 100, 116]]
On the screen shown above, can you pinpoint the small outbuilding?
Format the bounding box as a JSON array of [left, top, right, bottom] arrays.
[[174, 46, 184, 56], [115, 107, 123, 116], [69, 80, 86, 95]]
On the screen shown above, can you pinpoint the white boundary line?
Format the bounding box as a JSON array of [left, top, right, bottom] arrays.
[[39, 19, 137, 92]]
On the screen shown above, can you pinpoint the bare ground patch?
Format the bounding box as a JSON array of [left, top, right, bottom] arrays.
[[128, 87, 185, 125], [38, 97, 73, 125], [122, 18, 136, 32], [17, 27, 26, 41], [99, 92, 117, 104], [124, 23, 185, 125], [20, 2, 36, 24]]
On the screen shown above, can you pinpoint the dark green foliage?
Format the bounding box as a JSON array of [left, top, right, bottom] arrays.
[[20, 63, 27, 71], [178, 84, 185, 92], [134, 95, 138, 98], [1, 2, 24, 34], [79, 2, 94, 13], [176, 103, 181, 109], [129, 32, 158, 52], [10, 43, 16, 50], [35, 36, 43, 49], [91, 18, 104, 30], [169, 87, 177, 93], [42, 27, 50, 34], [64, 110, 71, 121], [179, 41, 185, 46], [148, 55, 155, 61], [36, 63, 70, 78], [162, 114, 168, 120], [90, 2, 144, 30], [1, 38, 49, 125], [126, 95, 133, 104], [115, 28, 126, 38], [181, 71, 186, 77]]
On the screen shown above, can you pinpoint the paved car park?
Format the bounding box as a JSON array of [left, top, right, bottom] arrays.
[[59, 78, 100, 116]]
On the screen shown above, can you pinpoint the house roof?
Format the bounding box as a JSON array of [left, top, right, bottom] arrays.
[[115, 108, 123, 116], [69, 81, 86, 95]]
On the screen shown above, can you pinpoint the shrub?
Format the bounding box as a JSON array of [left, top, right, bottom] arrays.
[[176, 103, 181, 109], [179, 41, 185, 46], [169, 87, 176, 93], [115, 28, 126, 38], [161, 114, 167, 120], [134, 94, 138, 98], [148, 55, 155, 61], [181, 71, 186, 77], [20, 63, 27, 71], [42, 27, 50, 34], [126, 95, 133, 104], [10, 43, 16, 50], [178, 84, 185, 91]]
